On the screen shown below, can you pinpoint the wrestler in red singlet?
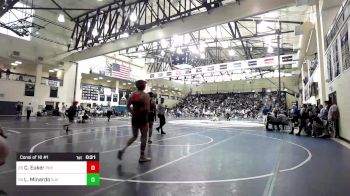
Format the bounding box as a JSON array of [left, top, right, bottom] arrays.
[[0, 126, 9, 166], [118, 80, 151, 162]]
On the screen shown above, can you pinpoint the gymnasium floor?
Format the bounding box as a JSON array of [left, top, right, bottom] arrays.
[[0, 116, 350, 196]]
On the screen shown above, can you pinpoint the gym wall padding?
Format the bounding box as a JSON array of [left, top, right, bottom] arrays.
[[0, 101, 17, 115]]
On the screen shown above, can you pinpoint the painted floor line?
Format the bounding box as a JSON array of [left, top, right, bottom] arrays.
[[101, 135, 239, 185], [100, 128, 222, 153], [101, 132, 197, 153], [221, 128, 313, 173], [90, 135, 239, 195], [6, 130, 21, 134], [0, 169, 16, 175], [100, 173, 274, 184], [332, 138, 350, 150], [29, 125, 129, 152], [30, 127, 185, 153]]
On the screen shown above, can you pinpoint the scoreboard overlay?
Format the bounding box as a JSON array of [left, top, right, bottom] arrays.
[[16, 153, 100, 186]]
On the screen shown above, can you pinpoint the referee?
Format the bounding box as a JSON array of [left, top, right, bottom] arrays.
[[156, 98, 166, 135]]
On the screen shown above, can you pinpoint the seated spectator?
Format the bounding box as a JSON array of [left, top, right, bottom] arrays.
[[289, 105, 300, 134], [309, 111, 328, 138], [328, 101, 339, 138]]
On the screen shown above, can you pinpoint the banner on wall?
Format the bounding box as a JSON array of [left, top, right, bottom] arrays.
[[147, 54, 296, 79], [118, 90, 132, 105], [327, 52, 333, 81], [47, 80, 60, 87], [332, 41, 341, 78], [112, 94, 118, 102], [160, 95, 169, 99], [24, 84, 35, 97], [340, 24, 350, 71]]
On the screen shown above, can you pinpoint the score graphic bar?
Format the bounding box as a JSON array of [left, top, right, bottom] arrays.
[[16, 153, 100, 186]]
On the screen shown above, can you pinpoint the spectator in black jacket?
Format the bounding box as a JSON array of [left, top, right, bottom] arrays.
[[296, 104, 309, 136]]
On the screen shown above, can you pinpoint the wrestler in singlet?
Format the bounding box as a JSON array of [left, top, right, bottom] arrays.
[[118, 80, 152, 163], [147, 92, 156, 144]]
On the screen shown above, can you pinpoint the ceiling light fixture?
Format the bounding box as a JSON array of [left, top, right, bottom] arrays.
[[49, 70, 55, 73], [14, 61, 22, 64], [99, 77, 103, 79], [107, 80, 111, 82], [172, 34, 183, 47], [11, 63, 18, 66], [160, 39, 168, 48], [189, 46, 199, 54], [221, 41, 229, 49], [57, 13, 65, 23], [183, 34, 191, 45], [130, 12, 137, 22], [176, 48, 183, 54], [199, 40, 206, 52], [120, 32, 129, 38], [267, 46, 274, 53], [54, 68, 59, 71], [259, 20, 273, 33], [92, 29, 98, 37], [160, 50, 165, 56], [228, 50, 236, 56]]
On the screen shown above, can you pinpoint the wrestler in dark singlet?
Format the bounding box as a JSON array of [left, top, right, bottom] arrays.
[[147, 92, 156, 144]]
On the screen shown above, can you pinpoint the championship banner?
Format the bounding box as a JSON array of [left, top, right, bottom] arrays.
[[248, 60, 257, 67], [219, 64, 228, 70], [118, 90, 132, 105], [264, 57, 276, 65], [207, 66, 214, 71], [47, 80, 60, 87], [147, 54, 297, 79]]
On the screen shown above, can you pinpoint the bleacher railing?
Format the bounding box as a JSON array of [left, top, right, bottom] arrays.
[[0, 72, 36, 83]]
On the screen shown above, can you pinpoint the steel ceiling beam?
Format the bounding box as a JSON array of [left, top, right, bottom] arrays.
[[69, 0, 229, 51], [65, 0, 296, 62], [50, 0, 74, 20], [0, 0, 19, 18], [11, 7, 93, 11]]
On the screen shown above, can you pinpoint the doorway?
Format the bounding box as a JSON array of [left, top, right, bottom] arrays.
[[329, 92, 337, 104]]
